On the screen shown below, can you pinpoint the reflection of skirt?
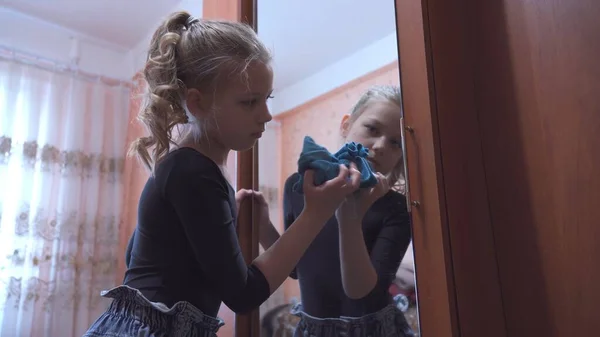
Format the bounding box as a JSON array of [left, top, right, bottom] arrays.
[[290, 302, 416, 337], [82, 285, 224, 337]]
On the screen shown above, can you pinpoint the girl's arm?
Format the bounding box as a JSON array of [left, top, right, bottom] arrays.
[[258, 173, 301, 278], [165, 155, 346, 314], [338, 217, 378, 299], [255, 167, 360, 295], [258, 174, 299, 250], [164, 159, 271, 314], [259, 220, 280, 251], [164, 156, 329, 314], [338, 195, 412, 300], [253, 209, 327, 291]]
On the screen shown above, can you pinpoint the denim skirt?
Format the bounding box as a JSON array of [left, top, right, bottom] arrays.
[[290, 302, 415, 337], [82, 285, 224, 337]]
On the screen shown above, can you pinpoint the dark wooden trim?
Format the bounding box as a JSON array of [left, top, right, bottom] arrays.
[[239, 0, 256, 27], [236, 2, 260, 337], [394, 0, 458, 336]]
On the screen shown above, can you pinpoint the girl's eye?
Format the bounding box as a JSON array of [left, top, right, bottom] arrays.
[[365, 125, 378, 133], [243, 95, 273, 106]]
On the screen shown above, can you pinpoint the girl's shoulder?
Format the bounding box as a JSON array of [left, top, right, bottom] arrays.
[[154, 147, 228, 190], [371, 189, 408, 215], [158, 148, 220, 174], [384, 190, 408, 206]]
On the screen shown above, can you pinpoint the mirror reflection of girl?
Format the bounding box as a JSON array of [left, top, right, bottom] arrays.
[[82, 11, 363, 337], [261, 86, 415, 336]]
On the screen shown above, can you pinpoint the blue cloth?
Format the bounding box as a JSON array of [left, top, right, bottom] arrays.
[[293, 136, 378, 194]]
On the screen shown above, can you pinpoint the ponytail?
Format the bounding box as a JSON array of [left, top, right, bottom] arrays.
[[129, 12, 192, 172]]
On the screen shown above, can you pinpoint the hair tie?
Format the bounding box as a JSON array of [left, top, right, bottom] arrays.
[[186, 16, 199, 28]]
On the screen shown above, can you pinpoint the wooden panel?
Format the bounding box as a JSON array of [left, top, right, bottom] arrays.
[[420, 0, 509, 336], [235, 1, 260, 335], [202, 0, 239, 21], [394, 1, 458, 336], [470, 0, 600, 336], [421, 0, 600, 335]]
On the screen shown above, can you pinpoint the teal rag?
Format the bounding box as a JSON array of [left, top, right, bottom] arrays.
[[293, 136, 378, 194]]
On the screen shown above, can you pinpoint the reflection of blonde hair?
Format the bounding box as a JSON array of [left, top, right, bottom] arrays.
[[344, 85, 406, 193], [129, 11, 272, 172]]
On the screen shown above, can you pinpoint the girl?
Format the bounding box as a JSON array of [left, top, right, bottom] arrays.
[[261, 85, 415, 337], [83, 11, 362, 337]]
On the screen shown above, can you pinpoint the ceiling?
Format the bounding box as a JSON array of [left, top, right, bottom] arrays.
[[258, 0, 397, 88], [1, 0, 397, 88], [1, 0, 182, 49]]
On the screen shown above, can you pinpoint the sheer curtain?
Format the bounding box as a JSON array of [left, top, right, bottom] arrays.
[[0, 54, 130, 336]]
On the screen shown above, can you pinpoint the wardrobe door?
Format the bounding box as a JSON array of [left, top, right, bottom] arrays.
[[418, 0, 600, 336], [471, 1, 600, 335]]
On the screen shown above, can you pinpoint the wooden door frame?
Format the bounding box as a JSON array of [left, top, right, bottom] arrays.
[[236, 2, 260, 337], [394, 1, 458, 336]]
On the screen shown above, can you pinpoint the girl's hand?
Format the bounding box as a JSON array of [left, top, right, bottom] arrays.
[[336, 170, 390, 223], [302, 164, 361, 222], [235, 189, 253, 214], [252, 190, 271, 233], [235, 189, 270, 230]]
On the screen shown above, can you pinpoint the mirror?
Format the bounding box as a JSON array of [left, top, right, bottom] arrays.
[[256, 0, 420, 336]]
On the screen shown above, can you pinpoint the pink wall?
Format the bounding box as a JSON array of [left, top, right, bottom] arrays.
[[273, 62, 400, 300]]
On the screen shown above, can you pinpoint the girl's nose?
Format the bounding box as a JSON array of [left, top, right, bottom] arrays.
[[259, 105, 272, 124], [372, 137, 386, 151]]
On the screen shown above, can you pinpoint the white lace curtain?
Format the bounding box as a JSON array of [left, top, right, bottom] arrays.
[[0, 56, 130, 336]]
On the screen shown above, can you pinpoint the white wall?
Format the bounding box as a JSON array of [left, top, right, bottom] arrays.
[[270, 32, 398, 116], [128, 0, 203, 74], [0, 7, 132, 81]]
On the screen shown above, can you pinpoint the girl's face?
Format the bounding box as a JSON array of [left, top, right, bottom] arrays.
[[186, 61, 274, 152], [213, 61, 274, 151], [340, 100, 403, 176]]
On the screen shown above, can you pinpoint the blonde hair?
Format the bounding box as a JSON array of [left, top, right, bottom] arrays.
[[129, 11, 272, 172], [345, 85, 406, 192]]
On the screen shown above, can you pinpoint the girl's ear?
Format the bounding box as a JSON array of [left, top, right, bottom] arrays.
[[340, 114, 351, 137], [185, 88, 214, 119]]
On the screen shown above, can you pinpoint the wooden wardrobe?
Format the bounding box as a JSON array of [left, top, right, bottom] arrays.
[[229, 0, 600, 336]]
